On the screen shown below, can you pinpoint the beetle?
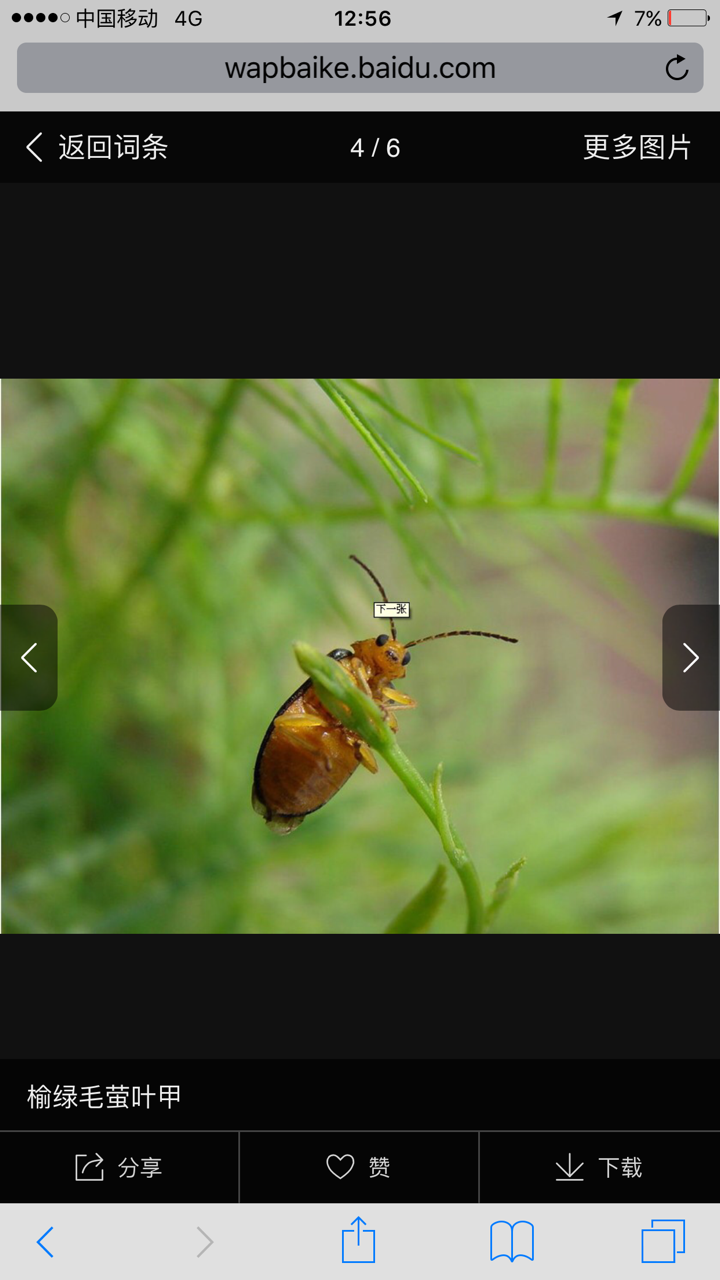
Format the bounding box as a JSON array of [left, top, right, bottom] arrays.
[[252, 555, 518, 834]]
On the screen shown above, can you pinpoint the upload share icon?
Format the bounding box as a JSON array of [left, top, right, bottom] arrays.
[[342, 1216, 376, 1263], [641, 1219, 686, 1263]]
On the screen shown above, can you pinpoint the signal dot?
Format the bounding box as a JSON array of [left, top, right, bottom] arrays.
[[49, 9, 58, 16], [12, 12, 22, 19], [37, 11, 46, 19], [24, 11, 34, 19]]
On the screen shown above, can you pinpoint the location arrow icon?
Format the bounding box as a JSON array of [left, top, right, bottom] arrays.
[[608, 10, 622, 23]]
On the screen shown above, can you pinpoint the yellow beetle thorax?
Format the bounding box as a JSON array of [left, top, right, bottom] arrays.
[[352, 636, 410, 691]]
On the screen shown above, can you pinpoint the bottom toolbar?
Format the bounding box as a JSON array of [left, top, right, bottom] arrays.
[[1, 1202, 715, 1279]]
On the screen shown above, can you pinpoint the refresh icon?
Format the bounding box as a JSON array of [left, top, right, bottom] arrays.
[[666, 54, 689, 80]]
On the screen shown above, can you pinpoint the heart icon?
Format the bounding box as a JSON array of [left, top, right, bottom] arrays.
[[326, 1153, 355, 1180]]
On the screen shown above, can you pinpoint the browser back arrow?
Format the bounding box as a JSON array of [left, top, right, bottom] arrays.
[[37, 1227, 54, 1257], [26, 131, 42, 161]]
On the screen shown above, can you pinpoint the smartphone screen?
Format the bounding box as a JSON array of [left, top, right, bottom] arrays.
[[2, 0, 718, 1060]]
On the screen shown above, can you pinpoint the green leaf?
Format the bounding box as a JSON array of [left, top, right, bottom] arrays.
[[329, 380, 469, 545], [340, 378, 481, 463], [385, 864, 448, 933], [540, 377, 563, 499], [431, 762, 484, 934], [663, 377, 719, 508], [597, 378, 639, 501], [456, 378, 497, 494], [483, 858, 527, 929], [316, 377, 428, 504]]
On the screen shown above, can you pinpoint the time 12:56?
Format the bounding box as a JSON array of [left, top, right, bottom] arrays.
[[335, 10, 392, 24]]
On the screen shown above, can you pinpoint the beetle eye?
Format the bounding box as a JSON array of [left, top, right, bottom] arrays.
[[402, 651, 411, 665], [376, 634, 389, 646]]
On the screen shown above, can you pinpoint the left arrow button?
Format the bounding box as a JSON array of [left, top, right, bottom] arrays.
[[1, 605, 58, 710], [26, 131, 43, 161], [22, 642, 38, 672], [37, 1228, 54, 1257]]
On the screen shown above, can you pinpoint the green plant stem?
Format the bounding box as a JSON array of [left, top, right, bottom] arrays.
[[293, 642, 485, 934], [597, 378, 639, 502], [456, 379, 497, 496], [432, 763, 484, 934], [540, 378, 563, 500], [663, 377, 719, 509], [384, 740, 484, 932], [217, 487, 717, 537]]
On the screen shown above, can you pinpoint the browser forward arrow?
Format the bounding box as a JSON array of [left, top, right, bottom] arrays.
[[683, 642, 699, 672], [197, 1228, 214, 1257]]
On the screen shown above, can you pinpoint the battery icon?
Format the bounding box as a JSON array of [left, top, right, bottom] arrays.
[[668, 9, 708, 22]]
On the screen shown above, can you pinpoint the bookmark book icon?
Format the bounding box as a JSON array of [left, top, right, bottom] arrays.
[[490, 1221, 535, 1261]]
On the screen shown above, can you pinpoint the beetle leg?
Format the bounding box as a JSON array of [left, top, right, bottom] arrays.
[[349, 658, 399, 733], [273, 712, 328, 748], [381, 687, 418, 707], [350, 657, 397, 725], [274, 712, 327, 730], [349, 657, 374, 699], [350, 738, 378, 773]]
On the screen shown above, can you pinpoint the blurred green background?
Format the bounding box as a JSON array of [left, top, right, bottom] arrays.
[[2, 378, 717, 933]]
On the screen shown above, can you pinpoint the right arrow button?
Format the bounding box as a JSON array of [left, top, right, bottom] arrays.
[[663, 605, 719, 710], [682, 642, 699, 673]]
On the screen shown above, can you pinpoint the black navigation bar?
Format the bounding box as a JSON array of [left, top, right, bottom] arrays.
[[9, 110, 717, 181]]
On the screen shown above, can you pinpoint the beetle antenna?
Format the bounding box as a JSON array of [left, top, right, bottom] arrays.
[[349, 554, 396, 641], [405, 629, 518, 648]]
